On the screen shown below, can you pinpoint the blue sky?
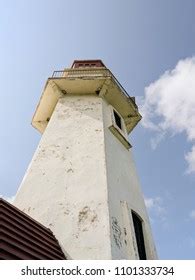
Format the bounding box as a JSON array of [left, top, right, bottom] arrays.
[[0, 0, 195, 259]]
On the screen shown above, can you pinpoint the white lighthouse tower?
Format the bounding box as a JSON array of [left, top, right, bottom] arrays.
[[14, 60, 157, 260]]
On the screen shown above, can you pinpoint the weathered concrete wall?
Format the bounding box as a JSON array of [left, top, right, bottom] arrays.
[[14, 95, 111, 259], [14, 94, 157, 260], [102, 99, 157, 259]]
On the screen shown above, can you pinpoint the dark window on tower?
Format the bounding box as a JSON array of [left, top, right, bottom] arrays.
[[131, 211, 147, 260], [113, 110, 122, 130]]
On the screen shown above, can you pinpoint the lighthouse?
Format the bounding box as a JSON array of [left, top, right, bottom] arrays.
[[14, 60, 157, 260]]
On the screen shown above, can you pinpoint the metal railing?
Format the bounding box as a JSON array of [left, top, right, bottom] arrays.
[[51, 68, 136, 105], [52, 68, 110, 78], [52, 70, 65, 78]]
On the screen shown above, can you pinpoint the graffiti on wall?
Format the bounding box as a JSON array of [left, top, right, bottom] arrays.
[[111, 217, 122, 249]]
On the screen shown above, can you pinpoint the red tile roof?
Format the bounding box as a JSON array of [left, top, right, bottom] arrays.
[[71, 59, 105, 68]]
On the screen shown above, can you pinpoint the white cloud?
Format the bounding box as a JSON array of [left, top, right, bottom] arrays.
[[144, 196, 166, 222], [185, 146, 195, 174], [189, 210, 195, 220], [145, 196, 161, 209], [140, 57, 195, 173], [0, 194, 15, 204], [145, 197, 155, 209]]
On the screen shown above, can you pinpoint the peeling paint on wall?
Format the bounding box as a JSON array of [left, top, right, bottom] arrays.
[[14, 95, 156, 260], [78, 206, 98, 226]]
